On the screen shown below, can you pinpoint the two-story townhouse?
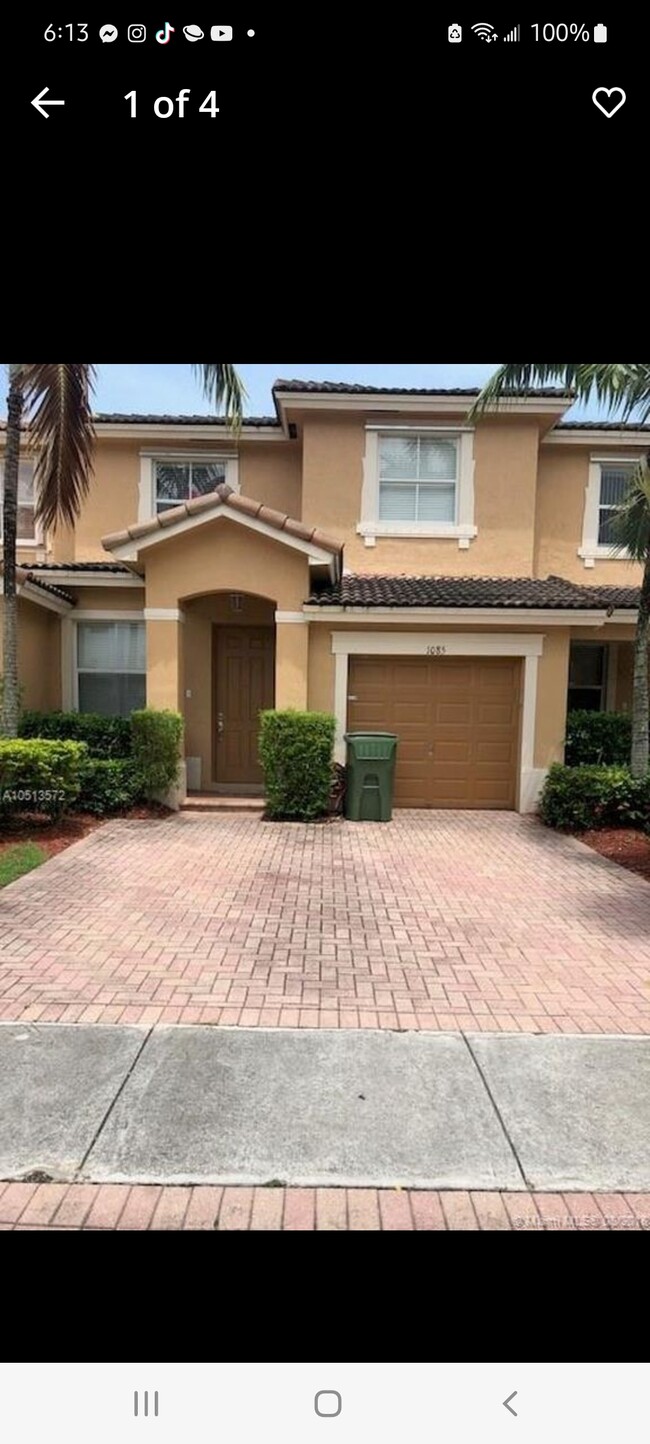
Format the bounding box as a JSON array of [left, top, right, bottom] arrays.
[[1, 378, 647, 812]]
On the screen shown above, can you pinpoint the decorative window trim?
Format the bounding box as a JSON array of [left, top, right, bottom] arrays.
[[61, 611, 145, 710], [578, 456, 641, 568], [138, 452, 240, 523], [358, 427, 476, 548]]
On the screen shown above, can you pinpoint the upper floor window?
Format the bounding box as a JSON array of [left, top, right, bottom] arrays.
[[139, 453, 239, 523], [0, 460, 37, 543], [359, 427, 476, 549], [579, 456, 639, 567], [598, 465, 634, 545], [155, 459, 228, 513], [378, 437, 458, 523]]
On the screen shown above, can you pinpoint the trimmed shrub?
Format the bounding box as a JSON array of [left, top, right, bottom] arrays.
[[131, 709, 184, 796], [0, 738, 87, 818], [259, 710, 336, 820], [19, 710, 132, 758], [540, 763, 650, 832], [564, 710, 632, 767], [76, 758, 144, 817]]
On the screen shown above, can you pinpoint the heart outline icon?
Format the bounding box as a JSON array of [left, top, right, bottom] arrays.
[[592, 86, 626, 117]]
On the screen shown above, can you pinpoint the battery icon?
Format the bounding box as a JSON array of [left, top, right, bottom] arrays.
[[593, 23, 608, 41]]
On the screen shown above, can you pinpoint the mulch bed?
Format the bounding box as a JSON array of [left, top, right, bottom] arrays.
[[579, 827, 650, 883], [0, 804, 171, 861]]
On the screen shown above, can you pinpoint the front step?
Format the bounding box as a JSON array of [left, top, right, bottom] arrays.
[[182, 793, 265, 814]]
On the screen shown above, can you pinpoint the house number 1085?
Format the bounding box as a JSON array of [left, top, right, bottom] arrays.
[[426, 645, 447, 655]]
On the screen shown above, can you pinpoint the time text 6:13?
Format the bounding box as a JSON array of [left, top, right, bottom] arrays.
[[124, 90, 220, 118]]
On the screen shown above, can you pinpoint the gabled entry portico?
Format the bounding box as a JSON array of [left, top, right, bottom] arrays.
[[102, 484, 342, 797]]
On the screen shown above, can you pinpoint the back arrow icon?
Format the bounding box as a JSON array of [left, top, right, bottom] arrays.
[[31, 87, 65, 118], [503, 1393, 518, 1417]]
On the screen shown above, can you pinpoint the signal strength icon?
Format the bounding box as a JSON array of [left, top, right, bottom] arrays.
[[503, 23, 520, 40], [471, 21, 498, 40]]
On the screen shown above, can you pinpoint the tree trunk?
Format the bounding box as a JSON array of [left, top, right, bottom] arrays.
[[630, 552, 650, 778], [1, 372, 23, 737]]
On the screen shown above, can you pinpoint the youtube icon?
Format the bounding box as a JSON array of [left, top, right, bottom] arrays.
[[211, 25, 233, 39]]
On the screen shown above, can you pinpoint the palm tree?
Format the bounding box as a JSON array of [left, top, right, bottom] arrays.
[[1, 363, 245, 737], [470, 365, 650, 776]]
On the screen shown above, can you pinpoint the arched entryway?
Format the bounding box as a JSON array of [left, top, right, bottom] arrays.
[[182, 591, 276, 794]]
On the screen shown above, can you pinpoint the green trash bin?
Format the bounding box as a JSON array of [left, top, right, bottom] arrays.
[[344, 732, 398, 822]]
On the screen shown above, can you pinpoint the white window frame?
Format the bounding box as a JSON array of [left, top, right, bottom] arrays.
[[0, 455, 43, 547], [578, 456, 641, 568], [358, 426, 477, 549], [62, 611, 146, 711], [138, 452, 240, 523]]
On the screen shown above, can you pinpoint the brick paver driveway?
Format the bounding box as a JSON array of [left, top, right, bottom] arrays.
[[1, 812, 650, 1033]]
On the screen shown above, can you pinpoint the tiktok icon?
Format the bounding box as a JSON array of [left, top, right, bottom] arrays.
[[155, 21, 175, 43]]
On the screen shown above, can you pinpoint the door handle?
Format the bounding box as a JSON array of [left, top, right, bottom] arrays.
[[217, 712, 225, 737]]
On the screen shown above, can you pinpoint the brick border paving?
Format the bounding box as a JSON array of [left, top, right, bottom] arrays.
[[2, 813, 650, 1034], [3, 1181, 650, 1230]]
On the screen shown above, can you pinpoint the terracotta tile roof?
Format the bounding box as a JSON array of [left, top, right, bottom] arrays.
[[274, 380, 572, 398], [28, 561, 132, 574], [14, 568, 75, 605], [306, 574, 639, 611], [582, 582, 641, 609], [102, 483, 342, 557], [556, 422, 650, 431], [93, 413, 279, 427]]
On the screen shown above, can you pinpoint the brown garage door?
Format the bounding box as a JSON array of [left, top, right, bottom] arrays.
[[348, 656, 521, 809]]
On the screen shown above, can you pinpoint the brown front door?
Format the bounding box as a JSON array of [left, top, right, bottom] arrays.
[[348, 656, 521, 809], [213, 626, 275, 785]]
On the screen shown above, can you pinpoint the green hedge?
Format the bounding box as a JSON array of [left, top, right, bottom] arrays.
[[259, 710, 336, 820], [19, 711, 132, 758], [76, 758, 145, 816], [565, 710, 632, 767], [131, 709, 183, 796], [0, 739, 87, 818], [540, 763, 650, 832]]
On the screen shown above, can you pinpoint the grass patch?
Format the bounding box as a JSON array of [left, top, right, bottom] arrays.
[[0, 841, 47, 887]]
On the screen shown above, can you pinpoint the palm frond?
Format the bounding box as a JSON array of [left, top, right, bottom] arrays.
[[21, 364, 96, 530], [192, 364, 246, 431], [469, 362, 650, 421], [609, 458, 650, 562]]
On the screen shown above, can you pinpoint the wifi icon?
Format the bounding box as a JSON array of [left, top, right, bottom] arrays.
[[471, 21, 498, 40]]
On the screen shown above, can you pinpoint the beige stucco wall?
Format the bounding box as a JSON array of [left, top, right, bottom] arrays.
[[300, 414, 543, 576], [141, 520, 311, 784], [71, 586, 145, 611], [535, 446, 645, 585], [44, 435, 302, 564], [239, 442, 302, 517], [63, 440, 140, 561], [143, 518, 309, 610], [533, 630, 571, 769], [0, 599, 62, 712]]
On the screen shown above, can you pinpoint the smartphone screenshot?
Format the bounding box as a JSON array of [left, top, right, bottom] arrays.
[[0, 361, 648, 1235]]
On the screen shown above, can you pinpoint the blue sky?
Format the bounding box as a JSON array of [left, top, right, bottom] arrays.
[[93, 364, 605, 420]]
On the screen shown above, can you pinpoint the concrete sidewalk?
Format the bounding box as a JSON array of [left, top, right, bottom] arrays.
[[1, 1022, 650, 1192]]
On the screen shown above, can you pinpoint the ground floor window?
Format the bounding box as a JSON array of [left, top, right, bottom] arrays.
[[77, 621, 146, 716], [567, 642, 607, 713]]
